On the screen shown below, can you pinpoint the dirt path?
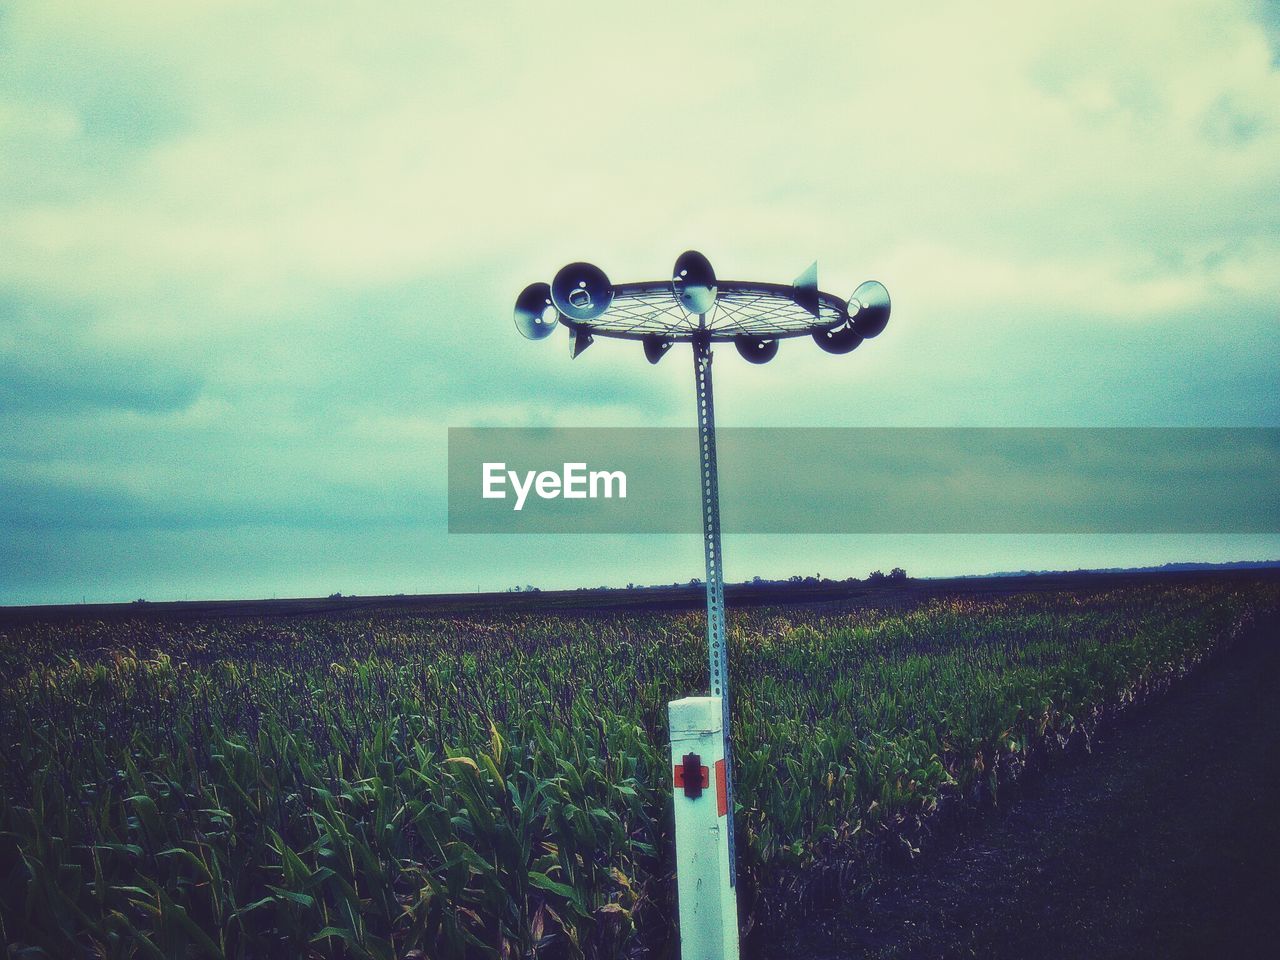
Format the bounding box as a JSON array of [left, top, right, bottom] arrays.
[[762, 617, 1280, 960]]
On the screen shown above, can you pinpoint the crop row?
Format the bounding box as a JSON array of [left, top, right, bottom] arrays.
[[0, 582, 1272, 957]]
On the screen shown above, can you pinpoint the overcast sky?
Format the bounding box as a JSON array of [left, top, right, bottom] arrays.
[[2, 1, 1278, 605]]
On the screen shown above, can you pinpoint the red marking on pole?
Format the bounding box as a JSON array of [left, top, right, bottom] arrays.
[[715, 759, 727, 817], [674, 763, 709, 790]]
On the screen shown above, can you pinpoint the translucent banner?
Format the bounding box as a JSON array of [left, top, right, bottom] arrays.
[[447, 428, 1280, 534]]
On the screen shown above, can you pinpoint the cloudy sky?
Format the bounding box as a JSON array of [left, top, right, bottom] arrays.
[[2, 1, 1278, 605]]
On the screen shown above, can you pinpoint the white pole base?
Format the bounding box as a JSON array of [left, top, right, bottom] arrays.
[[669, 696, 740, 960]]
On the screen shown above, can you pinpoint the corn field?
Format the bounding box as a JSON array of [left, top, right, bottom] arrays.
[[0, 581, 1273, 958]]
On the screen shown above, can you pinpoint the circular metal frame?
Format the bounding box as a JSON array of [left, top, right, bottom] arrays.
[[557, 279, 848, 342]]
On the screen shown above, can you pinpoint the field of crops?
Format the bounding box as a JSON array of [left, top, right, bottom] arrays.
[[0, 580, 1274, 959]]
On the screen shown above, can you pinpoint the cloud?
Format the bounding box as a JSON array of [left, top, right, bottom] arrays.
[[1, 0, 1278, 601], [0, 291, 202, 414]]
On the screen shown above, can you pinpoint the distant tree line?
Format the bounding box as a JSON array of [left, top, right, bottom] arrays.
[[516, 568, 912, 594]]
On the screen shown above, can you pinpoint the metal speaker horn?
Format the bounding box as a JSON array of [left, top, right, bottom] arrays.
[[793, 261, 819, 316], [551, 261, 614, 322], [848, 280, 890, 339], [513, 282, 558, 340], [672, 250, 718, 314], [643, 334, 673, 365], [735, 335, 778, 364], [812, 323, 863, 355], [569, 326, 594, 359]]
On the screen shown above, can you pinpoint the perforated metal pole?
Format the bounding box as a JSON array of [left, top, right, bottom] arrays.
[[692, 335, 736, 887]]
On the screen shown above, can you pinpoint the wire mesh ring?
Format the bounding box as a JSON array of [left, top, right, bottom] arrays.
[[557, 280, 848, 342]]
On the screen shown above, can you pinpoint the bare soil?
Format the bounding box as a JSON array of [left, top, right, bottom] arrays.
[[760, 615, 1280, 960]]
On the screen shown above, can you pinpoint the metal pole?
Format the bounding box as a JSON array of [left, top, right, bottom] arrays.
[[692, 334, 736, 886]]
